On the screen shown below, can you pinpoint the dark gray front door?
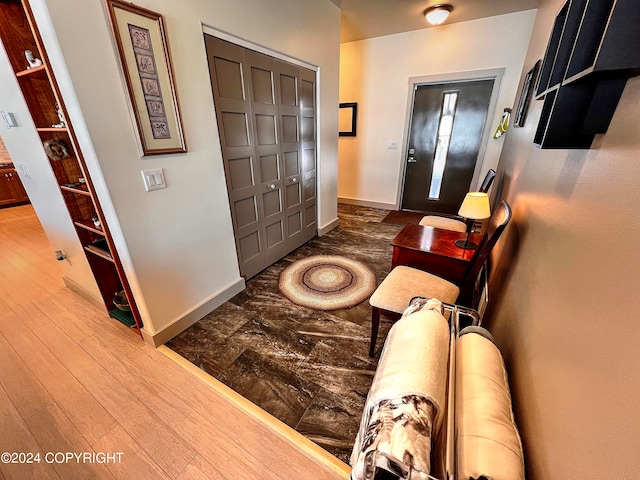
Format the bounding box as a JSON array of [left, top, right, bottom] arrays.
[[401, 79, 494, 215], [205, 36, 317, 279]]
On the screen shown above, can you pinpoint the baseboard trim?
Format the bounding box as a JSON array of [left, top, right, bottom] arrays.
[[318, 217, 339, 236], [63, 276, 104, 311], [158, 345, 351, 479], [338, 196, 396, 210], [141, 277, 246, 347]]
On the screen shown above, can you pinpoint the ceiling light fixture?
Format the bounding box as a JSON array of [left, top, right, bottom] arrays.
[[424, 4, 454, 26]]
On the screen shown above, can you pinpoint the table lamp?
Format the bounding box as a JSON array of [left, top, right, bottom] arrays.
[[455, 192, 490, 249]]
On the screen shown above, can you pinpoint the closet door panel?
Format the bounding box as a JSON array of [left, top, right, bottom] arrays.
[[206, 36, 265, 278], [206, 35, 317, 278], [300, 68, 317, 241]]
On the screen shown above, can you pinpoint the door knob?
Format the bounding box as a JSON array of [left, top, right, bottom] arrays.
[[407, 157, 417, 163], [269, 184, 276, 189], [291, 177, 298, 183]]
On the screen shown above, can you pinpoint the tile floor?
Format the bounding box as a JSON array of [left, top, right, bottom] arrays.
[[166, 204, 407, 462]]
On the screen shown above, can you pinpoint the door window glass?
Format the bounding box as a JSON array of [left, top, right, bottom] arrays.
[[428, 91, 458, 200]]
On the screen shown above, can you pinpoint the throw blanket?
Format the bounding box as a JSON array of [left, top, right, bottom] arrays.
[[351, 299, 449, 480]]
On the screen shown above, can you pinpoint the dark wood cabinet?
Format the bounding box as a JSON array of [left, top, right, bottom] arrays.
[[0, 165, 30, 207], [534, 0, 640, 149], [0, 0, 142, 332]]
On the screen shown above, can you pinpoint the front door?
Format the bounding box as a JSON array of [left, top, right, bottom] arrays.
[[401, 79, 494, 215]]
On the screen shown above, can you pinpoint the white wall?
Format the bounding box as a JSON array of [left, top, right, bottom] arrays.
[[1, 0, 340, 342], [0, 46, 102, 303], [487, 1, 640, 477], [338, 10, 537, 208]]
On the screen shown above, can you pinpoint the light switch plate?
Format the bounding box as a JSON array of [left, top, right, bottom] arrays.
[[141, 168, 166, 191], [387, 140, 398, 149]]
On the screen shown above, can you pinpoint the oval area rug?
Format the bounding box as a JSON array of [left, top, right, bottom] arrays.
[[279, 255, 376, 311]]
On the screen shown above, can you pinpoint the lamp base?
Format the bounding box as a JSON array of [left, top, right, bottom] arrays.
[[455, 239, 478, 250]]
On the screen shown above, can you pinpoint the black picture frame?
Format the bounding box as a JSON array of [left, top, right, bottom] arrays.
[[339, 102, 357, 136], [514, 60, 541, 128]]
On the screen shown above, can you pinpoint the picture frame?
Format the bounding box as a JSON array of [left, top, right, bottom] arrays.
[[513, 60, 541, 128], [339, 102, 357, 137], [106, 0, 186, 155]]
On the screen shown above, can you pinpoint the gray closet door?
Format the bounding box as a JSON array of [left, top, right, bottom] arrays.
[[205, 35, 317, 278], [300, 68, 317, 242]]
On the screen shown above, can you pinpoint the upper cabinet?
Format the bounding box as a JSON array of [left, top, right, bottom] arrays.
[[0, 0, 143, 333], [534, 0, 640, 149]]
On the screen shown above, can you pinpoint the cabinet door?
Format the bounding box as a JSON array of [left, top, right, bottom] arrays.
[[0, 170, 17, 205], [9, 170, 29, 201]]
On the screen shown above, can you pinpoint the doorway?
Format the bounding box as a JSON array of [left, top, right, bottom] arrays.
[[400, 78, 495, 215], [205, 35, 317, 279]]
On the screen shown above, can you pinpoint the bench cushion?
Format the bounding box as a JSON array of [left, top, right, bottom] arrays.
[[456, 332, 525, 480]]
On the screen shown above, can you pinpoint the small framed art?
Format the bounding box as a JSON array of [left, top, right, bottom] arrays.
[[106, 0, 186, 155], [513, 60, 541, 128], [339, 102, 357, 137]]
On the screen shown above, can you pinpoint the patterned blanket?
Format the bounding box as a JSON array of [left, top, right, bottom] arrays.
[[351, 298, 448, 480], [351, 394, 437, 480]]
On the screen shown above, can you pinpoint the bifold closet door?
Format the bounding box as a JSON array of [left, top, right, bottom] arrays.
[[205, 35, 317, 279], [300, 67, 317, 242]]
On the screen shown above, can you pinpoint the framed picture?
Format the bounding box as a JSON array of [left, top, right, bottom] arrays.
[[513, 60, 541, 128], [339, 102, 357, 137], [106, 0, 186, 155]]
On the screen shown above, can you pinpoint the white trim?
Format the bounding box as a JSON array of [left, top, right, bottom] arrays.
[[338, 196, 395, 210], [318, 217, 339, 236], [201, 24, 318, 71], [395, 68, 505, 209], [63, 276, 104, 310], [141, 276, 246, 347]]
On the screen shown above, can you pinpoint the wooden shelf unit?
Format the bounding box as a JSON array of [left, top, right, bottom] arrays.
[[0, 0, 142, 332], [534, 0, 640, 149]]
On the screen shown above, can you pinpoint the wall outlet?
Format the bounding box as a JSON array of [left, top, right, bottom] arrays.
[[1, 111, 17, 128], [387, 140, 398, 149], [15, 162, 32, 178], [54, 249, 66, 261]]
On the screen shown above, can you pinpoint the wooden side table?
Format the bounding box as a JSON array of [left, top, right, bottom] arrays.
[[390, 223, 483, 286]]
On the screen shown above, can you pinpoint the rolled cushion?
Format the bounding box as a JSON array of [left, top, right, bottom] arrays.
[[369, 265, 460, 314], [370, 307, 450, 421], [459, 325, 495, 344], [456, 333, 525, 480], [351, 307, 450, 479], [419, 216, 467, 233]]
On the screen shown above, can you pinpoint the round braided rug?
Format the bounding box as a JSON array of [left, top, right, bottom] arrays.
[[278, 255, 376, 311]]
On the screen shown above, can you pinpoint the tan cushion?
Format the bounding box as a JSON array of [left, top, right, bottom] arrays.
[[456, 333, 525, 480], [369, 265, 459, 313], [418, 216, 467, 233]]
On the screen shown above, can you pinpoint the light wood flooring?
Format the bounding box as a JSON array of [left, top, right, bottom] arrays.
[[0, 204, 349, 480]]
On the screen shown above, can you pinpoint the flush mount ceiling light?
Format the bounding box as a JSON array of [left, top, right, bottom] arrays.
[[424, 4, 454, 25]]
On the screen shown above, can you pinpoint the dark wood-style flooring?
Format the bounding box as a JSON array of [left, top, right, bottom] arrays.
[[167, 204, 410, 462]]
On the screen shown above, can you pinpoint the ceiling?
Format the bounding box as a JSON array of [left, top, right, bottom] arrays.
[[337, 0, 539, 43]]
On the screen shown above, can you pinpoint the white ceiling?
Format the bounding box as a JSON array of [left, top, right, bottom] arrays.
[[338, 0, 539, 43]]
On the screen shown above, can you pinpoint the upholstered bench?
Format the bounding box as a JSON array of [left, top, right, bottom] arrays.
[[350, 300, 524, 480]]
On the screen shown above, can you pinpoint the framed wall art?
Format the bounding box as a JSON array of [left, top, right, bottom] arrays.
[[513, 60, 541, 128], [339, 102, 357, 137], [106, 0, 186, 155]]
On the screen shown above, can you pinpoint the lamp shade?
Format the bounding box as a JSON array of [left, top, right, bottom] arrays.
[[424, 4, 453, 25], [458, 192, 490, 220]]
